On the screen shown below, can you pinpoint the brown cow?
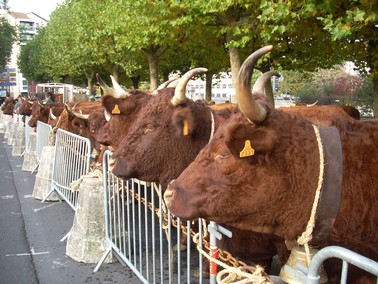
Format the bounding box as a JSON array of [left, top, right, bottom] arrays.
[[1, 97, 17, 115], [28, 101, 65, 127], [108, 68, 278, 271], [164, 46, 378, 283], [95, 74, 156, 150]]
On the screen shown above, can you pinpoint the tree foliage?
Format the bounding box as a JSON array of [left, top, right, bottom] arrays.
[[16, 0, 377, 115], [18, 27, 51, 82], [0, 16, 17, 68]]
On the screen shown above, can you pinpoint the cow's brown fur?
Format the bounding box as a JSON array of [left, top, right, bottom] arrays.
[[111, 90, 234, 186], [1, 97, 16, 115], [28, 101, 65, 127], [97, 90, 154, 149], [109, 89, 279, 271], [165, 98, 378, 283], [281, 104, 360, 124]]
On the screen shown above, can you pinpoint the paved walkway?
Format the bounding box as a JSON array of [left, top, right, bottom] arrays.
[[0, 132, 141, 284]]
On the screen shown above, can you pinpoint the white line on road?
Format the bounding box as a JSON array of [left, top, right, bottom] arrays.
[[6, 247, 50, 257], [0, 195, 14, 199], [33, 203, 55, 212]]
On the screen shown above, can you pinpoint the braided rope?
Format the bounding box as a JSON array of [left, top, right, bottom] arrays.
[[192, 233, 271, 284], [297, 125, 325, 265]]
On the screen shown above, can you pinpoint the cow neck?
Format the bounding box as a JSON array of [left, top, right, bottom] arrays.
[[297, 125, 343, 250], [208, 109, 215, 144]]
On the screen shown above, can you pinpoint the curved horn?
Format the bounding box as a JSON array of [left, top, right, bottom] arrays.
[[167, 78, 179, 88], [49, 109, 57, 120], [236, 45, 273, 124], [158, 77, 179, 90], [104, 109, 111, 122], [151, 77, 180, 95], [66, 104, 89, 120], [252, 71, 280, 94], [306, 101, 318, 107], [96, 74, 112, 95], [171, 68, 208, 106], [110, 75, 130, 99]]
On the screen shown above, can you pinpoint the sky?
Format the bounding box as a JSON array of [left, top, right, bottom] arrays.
[[7, 0, 64, 20]]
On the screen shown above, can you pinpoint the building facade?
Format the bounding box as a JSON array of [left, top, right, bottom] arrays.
[[1, 11, 47, 97]]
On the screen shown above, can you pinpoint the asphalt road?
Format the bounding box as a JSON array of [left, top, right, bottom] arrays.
[[0, 132, 142, 284]]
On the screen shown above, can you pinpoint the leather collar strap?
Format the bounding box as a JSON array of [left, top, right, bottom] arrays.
[[310, 125, 343, 245]]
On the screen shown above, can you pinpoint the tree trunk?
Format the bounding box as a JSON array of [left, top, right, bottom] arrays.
[[147, 49, 158, 91], [228, 46, 241, 103], [85, 70, 94, 102], [130, 75, 140, 89], [373, 77, 378, 118], [205, 72, 213, 102]]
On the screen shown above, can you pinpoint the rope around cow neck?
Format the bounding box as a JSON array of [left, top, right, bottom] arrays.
[[296, 124, 325, 265]]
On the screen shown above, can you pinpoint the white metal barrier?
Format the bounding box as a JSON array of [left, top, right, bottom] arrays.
[[36, 121, 53, 162], [283, 246, 378, 284], [96, 150, 210, 283], [42, 128, 91, 211]]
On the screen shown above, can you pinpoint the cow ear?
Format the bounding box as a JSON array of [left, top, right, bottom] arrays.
[[225, 122, 278, 159], [172, 108, 196, 137], [71, 117, 87, 129]]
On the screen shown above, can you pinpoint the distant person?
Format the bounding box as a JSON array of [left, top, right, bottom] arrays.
[[43, 92, 54, 104], [13, 97, 24, 114]]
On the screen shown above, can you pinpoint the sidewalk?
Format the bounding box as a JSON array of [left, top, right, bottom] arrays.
[[0, 132, 141, 284]]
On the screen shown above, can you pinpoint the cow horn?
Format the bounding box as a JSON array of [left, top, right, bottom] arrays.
[[236, 45, 273, 124], [66, 104, 89, 120], [252, 71, 280, 94], [151, 77, 180, 95], [49, 109, 57, 120], [158, 77, 179, 89], [104, 109, 111, 122], [307, 101, 318, 107], [167, 79, 179, 88], [171, 68, 208, 106], [97, 74, 112, 95], [110, 75, 130, 99]]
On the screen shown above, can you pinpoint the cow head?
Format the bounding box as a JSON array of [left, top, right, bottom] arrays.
[[18, 98, 34, 116], [109, 68, 225, 185], [1, 97, 17, 115], [28, 101, 51, 127], [164, 46, 323, 243], [95, 74, 156, 149]]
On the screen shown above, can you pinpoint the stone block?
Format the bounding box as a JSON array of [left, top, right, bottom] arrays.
[[22, 133, 38, 172], [66, 176, 115, 264], [32, 146, 59, 201]]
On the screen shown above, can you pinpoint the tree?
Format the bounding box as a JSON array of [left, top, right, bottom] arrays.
[[0, 17, 17, 68], [18, 27, 51, 82], [258, 0, 378, 117]]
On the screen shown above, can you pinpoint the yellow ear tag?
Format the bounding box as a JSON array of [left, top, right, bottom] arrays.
[[183, 119, 189, 136], [239, 140, 255, 158], [112, 104, 121, 114]]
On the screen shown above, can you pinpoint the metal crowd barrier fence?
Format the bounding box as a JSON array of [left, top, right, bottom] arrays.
[[42, 128, 91, 211], [36, 121, 53, 162], [284, 246, 378, 283], [96, 150, 210, 283]]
